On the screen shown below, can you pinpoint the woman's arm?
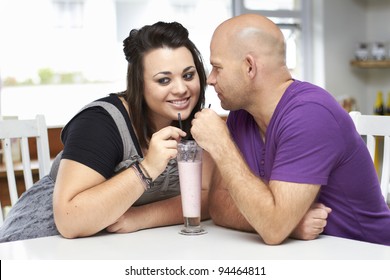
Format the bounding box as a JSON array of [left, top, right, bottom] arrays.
[[106, 151, 213, 233], [53, 126, 187, 239], [53, 159, 145, 238]]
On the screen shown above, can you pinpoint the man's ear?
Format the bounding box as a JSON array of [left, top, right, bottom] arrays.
[[245, 54, 257, 79]]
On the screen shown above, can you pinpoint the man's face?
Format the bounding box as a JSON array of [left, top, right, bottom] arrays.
[[207, 32, 246, 111]]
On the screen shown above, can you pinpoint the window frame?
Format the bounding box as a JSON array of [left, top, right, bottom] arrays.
[[232, 0, 313, 82]]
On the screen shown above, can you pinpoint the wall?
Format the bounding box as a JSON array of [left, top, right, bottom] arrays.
[[366, 0, 390, 113], [314, 0, 368, 113], [316, 0, 390, 114]]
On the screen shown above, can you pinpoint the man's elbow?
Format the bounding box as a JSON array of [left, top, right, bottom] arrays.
[[261, 235, 286, 245], [208, 202, 223, 225], [257, 228, 289, 245]]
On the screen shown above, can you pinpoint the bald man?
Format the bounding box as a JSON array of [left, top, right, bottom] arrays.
[[191, 14, 390, 245]]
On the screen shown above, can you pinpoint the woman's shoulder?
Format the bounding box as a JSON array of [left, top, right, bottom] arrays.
[[61, 94, 124, 141], [60, 95, 125, 178], [95, 93, 122, 106]]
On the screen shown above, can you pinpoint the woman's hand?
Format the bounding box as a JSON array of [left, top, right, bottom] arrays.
[[290, 203, 332, 240], [106, 207, 141, 233], [141, 126, 186, 180]]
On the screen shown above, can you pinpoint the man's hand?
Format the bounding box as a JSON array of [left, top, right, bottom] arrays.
[[191, 108, 230, 154], [290, 203, 332, 240]]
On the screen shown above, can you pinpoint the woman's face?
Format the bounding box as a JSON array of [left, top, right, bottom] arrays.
[[143, 46, 200, 130]]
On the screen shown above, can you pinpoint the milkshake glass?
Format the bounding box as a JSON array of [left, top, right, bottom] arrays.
[[177, 140, 206, 235]]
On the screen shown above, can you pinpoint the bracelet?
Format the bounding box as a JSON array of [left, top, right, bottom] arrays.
[[139, 162, 151, 179], [131, 162, 153, 190]]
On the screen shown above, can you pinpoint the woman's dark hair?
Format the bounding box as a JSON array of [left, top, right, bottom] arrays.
[[121, 21, 206, 149]]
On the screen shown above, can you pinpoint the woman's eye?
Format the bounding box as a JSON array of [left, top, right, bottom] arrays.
[[158, 77, 170, 85], [183, 72, 195, 80]]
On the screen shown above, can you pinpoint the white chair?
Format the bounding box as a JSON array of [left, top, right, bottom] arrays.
[[349, 111, 390, 204], [0, 115, 51, 225]]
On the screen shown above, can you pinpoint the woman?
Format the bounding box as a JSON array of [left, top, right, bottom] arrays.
[[0, 21, 210, 241]]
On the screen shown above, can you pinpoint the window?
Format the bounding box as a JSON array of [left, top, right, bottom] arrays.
[[52, 0, 84, 29], [0, 0, 232, 125], [244, 0, 298, 10], [234, 0, 312, 81], [0, 0, 311, 126]]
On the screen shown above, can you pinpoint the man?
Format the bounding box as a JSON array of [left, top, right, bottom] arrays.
[[191, 14, 390, 245]]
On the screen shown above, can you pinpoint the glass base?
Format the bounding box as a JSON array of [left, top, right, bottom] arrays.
[[179, 227, 207, 235], [179, 217, 207, 235]]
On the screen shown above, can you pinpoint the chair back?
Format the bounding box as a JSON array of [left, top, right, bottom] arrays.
[[0, 115, 51, 225], [349, 111, 390, 204]]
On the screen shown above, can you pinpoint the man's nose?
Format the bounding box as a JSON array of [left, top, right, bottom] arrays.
[[207, 71, 216, 86]]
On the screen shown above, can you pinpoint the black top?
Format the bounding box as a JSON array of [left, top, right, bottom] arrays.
[[61, 94, 142, 179]]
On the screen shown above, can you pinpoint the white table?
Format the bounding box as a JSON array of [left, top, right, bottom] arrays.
[[1, 220, 389, 260]]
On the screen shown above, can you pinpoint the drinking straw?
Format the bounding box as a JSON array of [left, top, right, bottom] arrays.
[[192, 148, 197, 162], [178, 112, 183, 130]]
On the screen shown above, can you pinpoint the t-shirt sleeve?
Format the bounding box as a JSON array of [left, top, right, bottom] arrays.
[[270, 103, 345, 185], [61, 107, 124, 179]]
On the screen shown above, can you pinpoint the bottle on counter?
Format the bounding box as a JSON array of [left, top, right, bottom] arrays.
[[373, 91, 384, 175], [386, 92, 390, 116], [374, 91, 384, 115]]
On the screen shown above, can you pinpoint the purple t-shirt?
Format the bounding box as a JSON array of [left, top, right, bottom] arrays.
[[227, 80, 390, 245]]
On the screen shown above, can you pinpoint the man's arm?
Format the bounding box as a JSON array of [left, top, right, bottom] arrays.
[[192, 109, 321, 244], [209, 165, 329, 242], [209, 167, 254, 232]]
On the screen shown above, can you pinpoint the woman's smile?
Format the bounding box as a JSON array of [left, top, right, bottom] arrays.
[[168, 97, 190, 109]]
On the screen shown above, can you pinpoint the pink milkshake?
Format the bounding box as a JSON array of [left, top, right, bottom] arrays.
[[177, 140, 206, 235], [178, 160, 202, 218]]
